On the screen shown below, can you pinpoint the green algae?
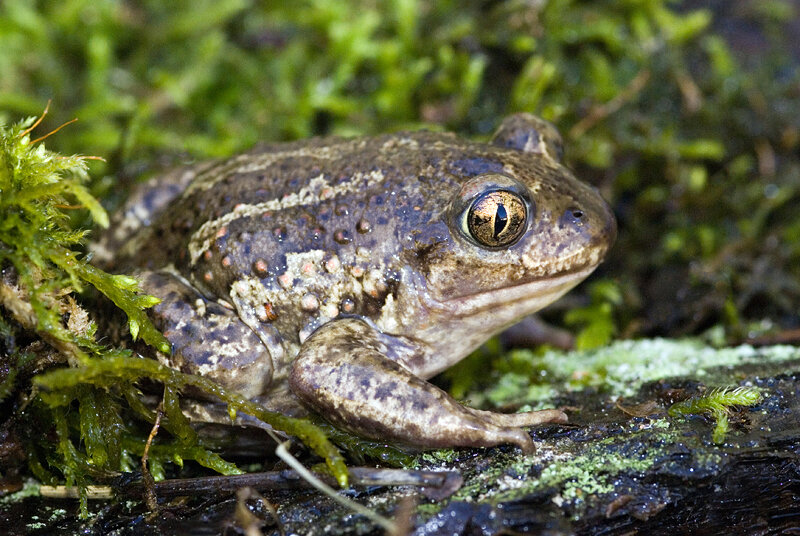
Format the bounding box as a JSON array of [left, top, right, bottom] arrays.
[[415, 339, 786, 520], [456, 423, 678, 505], [532, 339, 797, 400], [451, 338, 800, 411], [0, 479, 41, 504], [411, 419, 691, 521]]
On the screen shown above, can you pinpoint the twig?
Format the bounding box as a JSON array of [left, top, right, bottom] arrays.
[[276, 442, 398, 533], [117, 466, 462, 501], [0, 279, 84, 367], [141, 402, 164, 512], [745, 328, 800, 347], [39, 485, 114, 499]]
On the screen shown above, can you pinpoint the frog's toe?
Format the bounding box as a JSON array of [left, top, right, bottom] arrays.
[[469, 407, 568, 428], [486, 427, 537, 454]]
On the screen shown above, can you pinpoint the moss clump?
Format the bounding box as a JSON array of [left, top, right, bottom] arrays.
[[0, 114, 346, 516], [669, 386, 763, 444], [0, 110, 168, 357]]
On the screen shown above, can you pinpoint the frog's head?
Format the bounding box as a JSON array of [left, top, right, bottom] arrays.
[[402, 114, 616, 376]]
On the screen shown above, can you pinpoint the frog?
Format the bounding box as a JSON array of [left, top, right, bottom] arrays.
[[95, 113, 616, 453]]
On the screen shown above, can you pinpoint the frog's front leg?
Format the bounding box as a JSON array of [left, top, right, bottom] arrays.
[[138, 270, 273, 399], [289, 318, 566, 452]]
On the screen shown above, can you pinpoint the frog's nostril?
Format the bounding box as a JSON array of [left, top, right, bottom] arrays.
[[562, 207, 585, 226]]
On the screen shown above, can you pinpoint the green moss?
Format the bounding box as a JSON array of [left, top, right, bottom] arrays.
[[33, 353, 348, 485], [448, 339, 799, 410], [0, 0, 489, 167], [0, 116, 347, 516], [308, 420, 416, 468], [0, 114, 168, 355], [417, 449, 459, 467], [412, 414, 732, 521], [564, 280, 623, 350], [669, 386, 763, 444]]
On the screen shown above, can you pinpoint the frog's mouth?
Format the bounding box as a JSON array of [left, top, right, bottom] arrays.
[[439, 263, 599, 319]]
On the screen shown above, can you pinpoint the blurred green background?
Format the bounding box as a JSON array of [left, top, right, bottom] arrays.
[[2, 0, 799, 343]]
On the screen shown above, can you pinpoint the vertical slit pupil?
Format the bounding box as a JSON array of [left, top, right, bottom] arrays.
[[494, 203, 508, 237]]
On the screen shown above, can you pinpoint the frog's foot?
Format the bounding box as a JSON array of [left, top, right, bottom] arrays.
[[138, 270, 273, 400], [289, 318, 564, 453]]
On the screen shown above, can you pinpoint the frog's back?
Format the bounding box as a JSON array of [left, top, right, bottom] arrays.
[[118, 136, 491, 273]]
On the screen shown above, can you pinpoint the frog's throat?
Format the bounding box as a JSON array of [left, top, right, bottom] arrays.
[[439, 263, 598, 319]]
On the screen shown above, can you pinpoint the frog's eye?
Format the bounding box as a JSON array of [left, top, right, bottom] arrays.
[[465, 190, 527, 248]]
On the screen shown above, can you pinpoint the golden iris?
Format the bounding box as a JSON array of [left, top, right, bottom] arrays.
[[467, 190, 527, 248]]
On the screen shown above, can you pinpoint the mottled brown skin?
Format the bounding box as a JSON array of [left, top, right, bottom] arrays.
[[97, 114, 616, 452]]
